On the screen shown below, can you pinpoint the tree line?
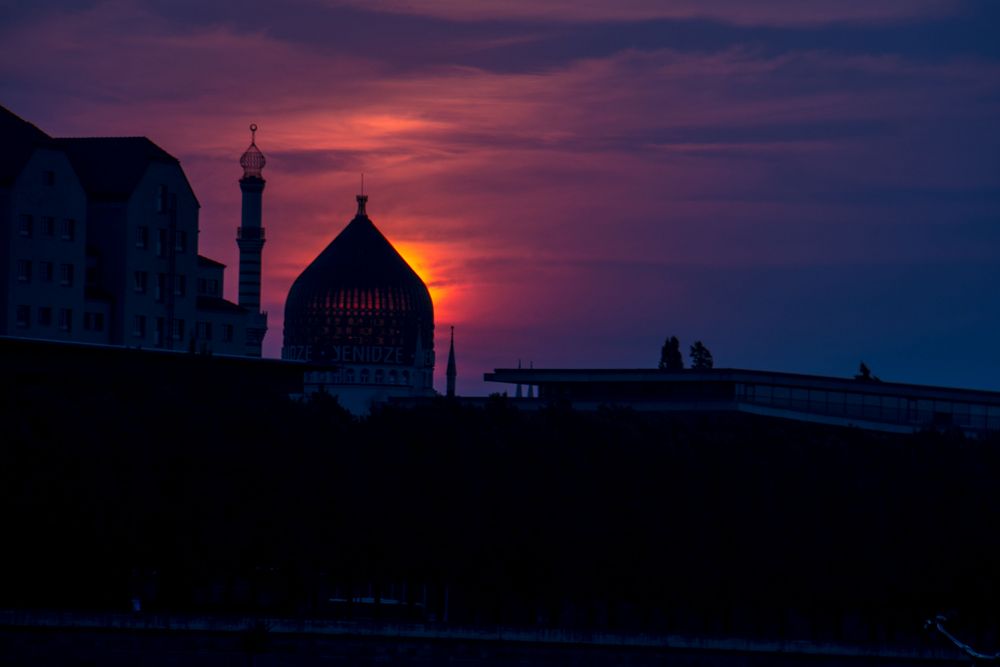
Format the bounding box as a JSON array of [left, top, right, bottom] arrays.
[[659, 336, 713, 370]]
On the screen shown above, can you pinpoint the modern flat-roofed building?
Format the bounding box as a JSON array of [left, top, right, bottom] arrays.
[[485, 367, 1000, 435]]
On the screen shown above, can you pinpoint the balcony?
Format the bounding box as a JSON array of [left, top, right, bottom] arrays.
[[237, 227, 266, 241]]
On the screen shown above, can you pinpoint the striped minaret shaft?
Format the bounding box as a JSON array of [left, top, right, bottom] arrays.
[[237, 177, 265, 309]]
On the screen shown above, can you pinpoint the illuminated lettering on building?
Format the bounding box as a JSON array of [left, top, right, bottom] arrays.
[[282, 345, 313, 361], [282, 345, 405, 364], [330, 345, 404, 364]]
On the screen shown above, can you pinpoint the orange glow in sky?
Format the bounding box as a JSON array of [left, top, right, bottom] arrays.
[[6, 0, 1000, 394], [391, 240, 456, 325]]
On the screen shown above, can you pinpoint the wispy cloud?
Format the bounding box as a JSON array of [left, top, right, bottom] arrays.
[[2, 0, 999, 393], [337, 0, 954, 25]]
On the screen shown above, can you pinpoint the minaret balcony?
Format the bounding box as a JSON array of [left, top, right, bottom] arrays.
[[237, 227, 266, 241]]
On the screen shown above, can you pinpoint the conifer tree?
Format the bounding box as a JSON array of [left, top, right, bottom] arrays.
[[659, 336, 683, 370], [690, 341, 714, 370]]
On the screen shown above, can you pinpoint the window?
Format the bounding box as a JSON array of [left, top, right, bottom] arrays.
[[41, 216, 55, 237], [375, 369, 384, 384], [16, 260, 31, 282], [198, 278, 221, 296], [60, 218, 75, 241], [222, 324, 234, 342], [360, 368, 370, 384], [155, 273, 167, 302], [174, 230, 186, 253], [136, 226, 149, 249], [60, 263, 74, 286], [156, 185, 168, 213], [197, 321, 213, 340], [58, 308, 72, 332], [18, 214, 33, 238], [172, 318, 185, 341], [40, 261, 53, 282], [155, 317, 165, 347], [174, 275, 186, 297], [38, 307, 52, 326], [84, 312, 104, 332], [134, 271, 148, 294], [133, 315, 146, 338], [16, 305, 29, 328], [156, 229, 167, 257]]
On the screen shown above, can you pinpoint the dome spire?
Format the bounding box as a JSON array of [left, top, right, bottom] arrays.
[[446, 326, 457, 397], [240, 123, 266, 179]]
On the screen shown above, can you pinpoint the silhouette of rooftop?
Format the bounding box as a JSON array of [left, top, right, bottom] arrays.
[[196, 295, 246, 314], [56, 136, 196, 203], [0, 104, 52, 185], [283, 195, 434, 363], [197, 255, 227, 269]]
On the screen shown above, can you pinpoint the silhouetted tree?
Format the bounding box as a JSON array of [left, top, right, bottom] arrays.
[[690, 341, 714, 369], [659, 336, 683, 370]]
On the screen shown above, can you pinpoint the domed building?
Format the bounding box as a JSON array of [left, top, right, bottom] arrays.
[[282, 194, 435, 410]]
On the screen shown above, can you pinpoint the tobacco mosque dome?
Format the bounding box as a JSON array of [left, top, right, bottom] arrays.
[[282, 195, 434, 389]]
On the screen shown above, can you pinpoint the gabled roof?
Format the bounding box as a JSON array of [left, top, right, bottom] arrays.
[[0, 104, 52, 185], [55, 136, 198, 205], [198, 255, 227, 269]]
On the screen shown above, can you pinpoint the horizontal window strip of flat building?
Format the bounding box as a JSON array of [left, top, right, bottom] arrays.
[[736, 383, 1000, 430]]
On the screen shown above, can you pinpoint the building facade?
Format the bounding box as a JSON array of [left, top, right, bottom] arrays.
[[484, 367, 1000, 435], [0, 105, 266, 356]]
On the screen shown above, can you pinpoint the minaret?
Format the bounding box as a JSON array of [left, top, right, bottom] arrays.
[[238, 123, 268, 357], [446, 326, 457, 397]]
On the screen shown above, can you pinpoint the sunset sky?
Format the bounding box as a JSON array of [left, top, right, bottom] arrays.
[[3, 0, 999, 395]]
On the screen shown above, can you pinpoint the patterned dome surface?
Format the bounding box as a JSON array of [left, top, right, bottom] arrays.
[[240, 144, 265, 178], [282, 197, 433, 366], [240, 124, 265, 178]]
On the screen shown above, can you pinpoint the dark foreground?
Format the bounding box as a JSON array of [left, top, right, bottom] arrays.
[[3, 340, 1000, 661], [0, 609, 968, 666]]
